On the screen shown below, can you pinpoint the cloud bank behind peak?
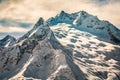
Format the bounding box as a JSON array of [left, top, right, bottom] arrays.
[[0, 0, 120, 32]]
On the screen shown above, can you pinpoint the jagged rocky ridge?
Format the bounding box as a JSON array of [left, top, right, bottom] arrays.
[[0, 11, 120, 80]]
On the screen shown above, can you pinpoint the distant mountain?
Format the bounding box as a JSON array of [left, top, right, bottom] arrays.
[[0, 32, 26, 40], [0, 35, 16, 47], [0, 11, 120, 80]]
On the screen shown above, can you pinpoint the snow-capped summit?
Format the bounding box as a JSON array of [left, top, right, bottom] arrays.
[[58, 10, 69, 17], [34, 17, 44, 28], [17, 17, 46, 43], [47, 10, 120, 43], [0, 10, 120, 80], [47, 10, 77, 26], [0, 17, 78, 80], [47, 10, 90, 26], [0, 35, 16, 47]]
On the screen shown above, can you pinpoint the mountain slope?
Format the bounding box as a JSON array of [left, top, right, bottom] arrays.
[[51, 23, 120, 80], [0, 11, 120, 80], [0, 17, 82, 80], [47, 11, 120, 43]]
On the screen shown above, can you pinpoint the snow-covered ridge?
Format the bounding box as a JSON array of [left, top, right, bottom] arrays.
[[17, 17, 45, 43], [0, 10, 120, 80], [47, 10, 120, 43], [0, 35, 16, 47], [50, 23, 120, 80], [0, 17, 76, 80]]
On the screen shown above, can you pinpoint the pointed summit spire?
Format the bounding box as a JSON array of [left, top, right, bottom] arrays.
[[35, 17, 44, 26], [33, 17, 44, 29], [80, 10, 89, 16], [60, 10, 65, 14], [59, 10, 68, 17]]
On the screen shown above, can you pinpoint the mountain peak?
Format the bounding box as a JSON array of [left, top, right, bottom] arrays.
[[60, 10, 66, 14], [2, 35, 15, 41], [80, 10, 88, 15], [0, 10, 120, 80], [46, 10, 120, 43], [35, 17, 44, 26], [0, 35, 16, 47], [58, 10, 69, 17]]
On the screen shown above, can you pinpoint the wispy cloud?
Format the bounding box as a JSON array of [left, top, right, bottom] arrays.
[[89, 0, 120, 6], [0, 18, 33, 32], [0, 0, 120, 32], [0, 25, 29, 32], [0, 18, 33, 28]]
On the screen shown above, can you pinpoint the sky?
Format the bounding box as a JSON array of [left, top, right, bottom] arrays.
[[0, 0, 120, 33]]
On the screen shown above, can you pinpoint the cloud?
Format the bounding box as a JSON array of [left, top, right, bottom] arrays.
[[0, 0, 120, 32], [0, 0, 8, 3], [0, 18, 33, 28], [0, 25, 30, 33], [0, 18, 33, 33], [90, 0, 120, 6]]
